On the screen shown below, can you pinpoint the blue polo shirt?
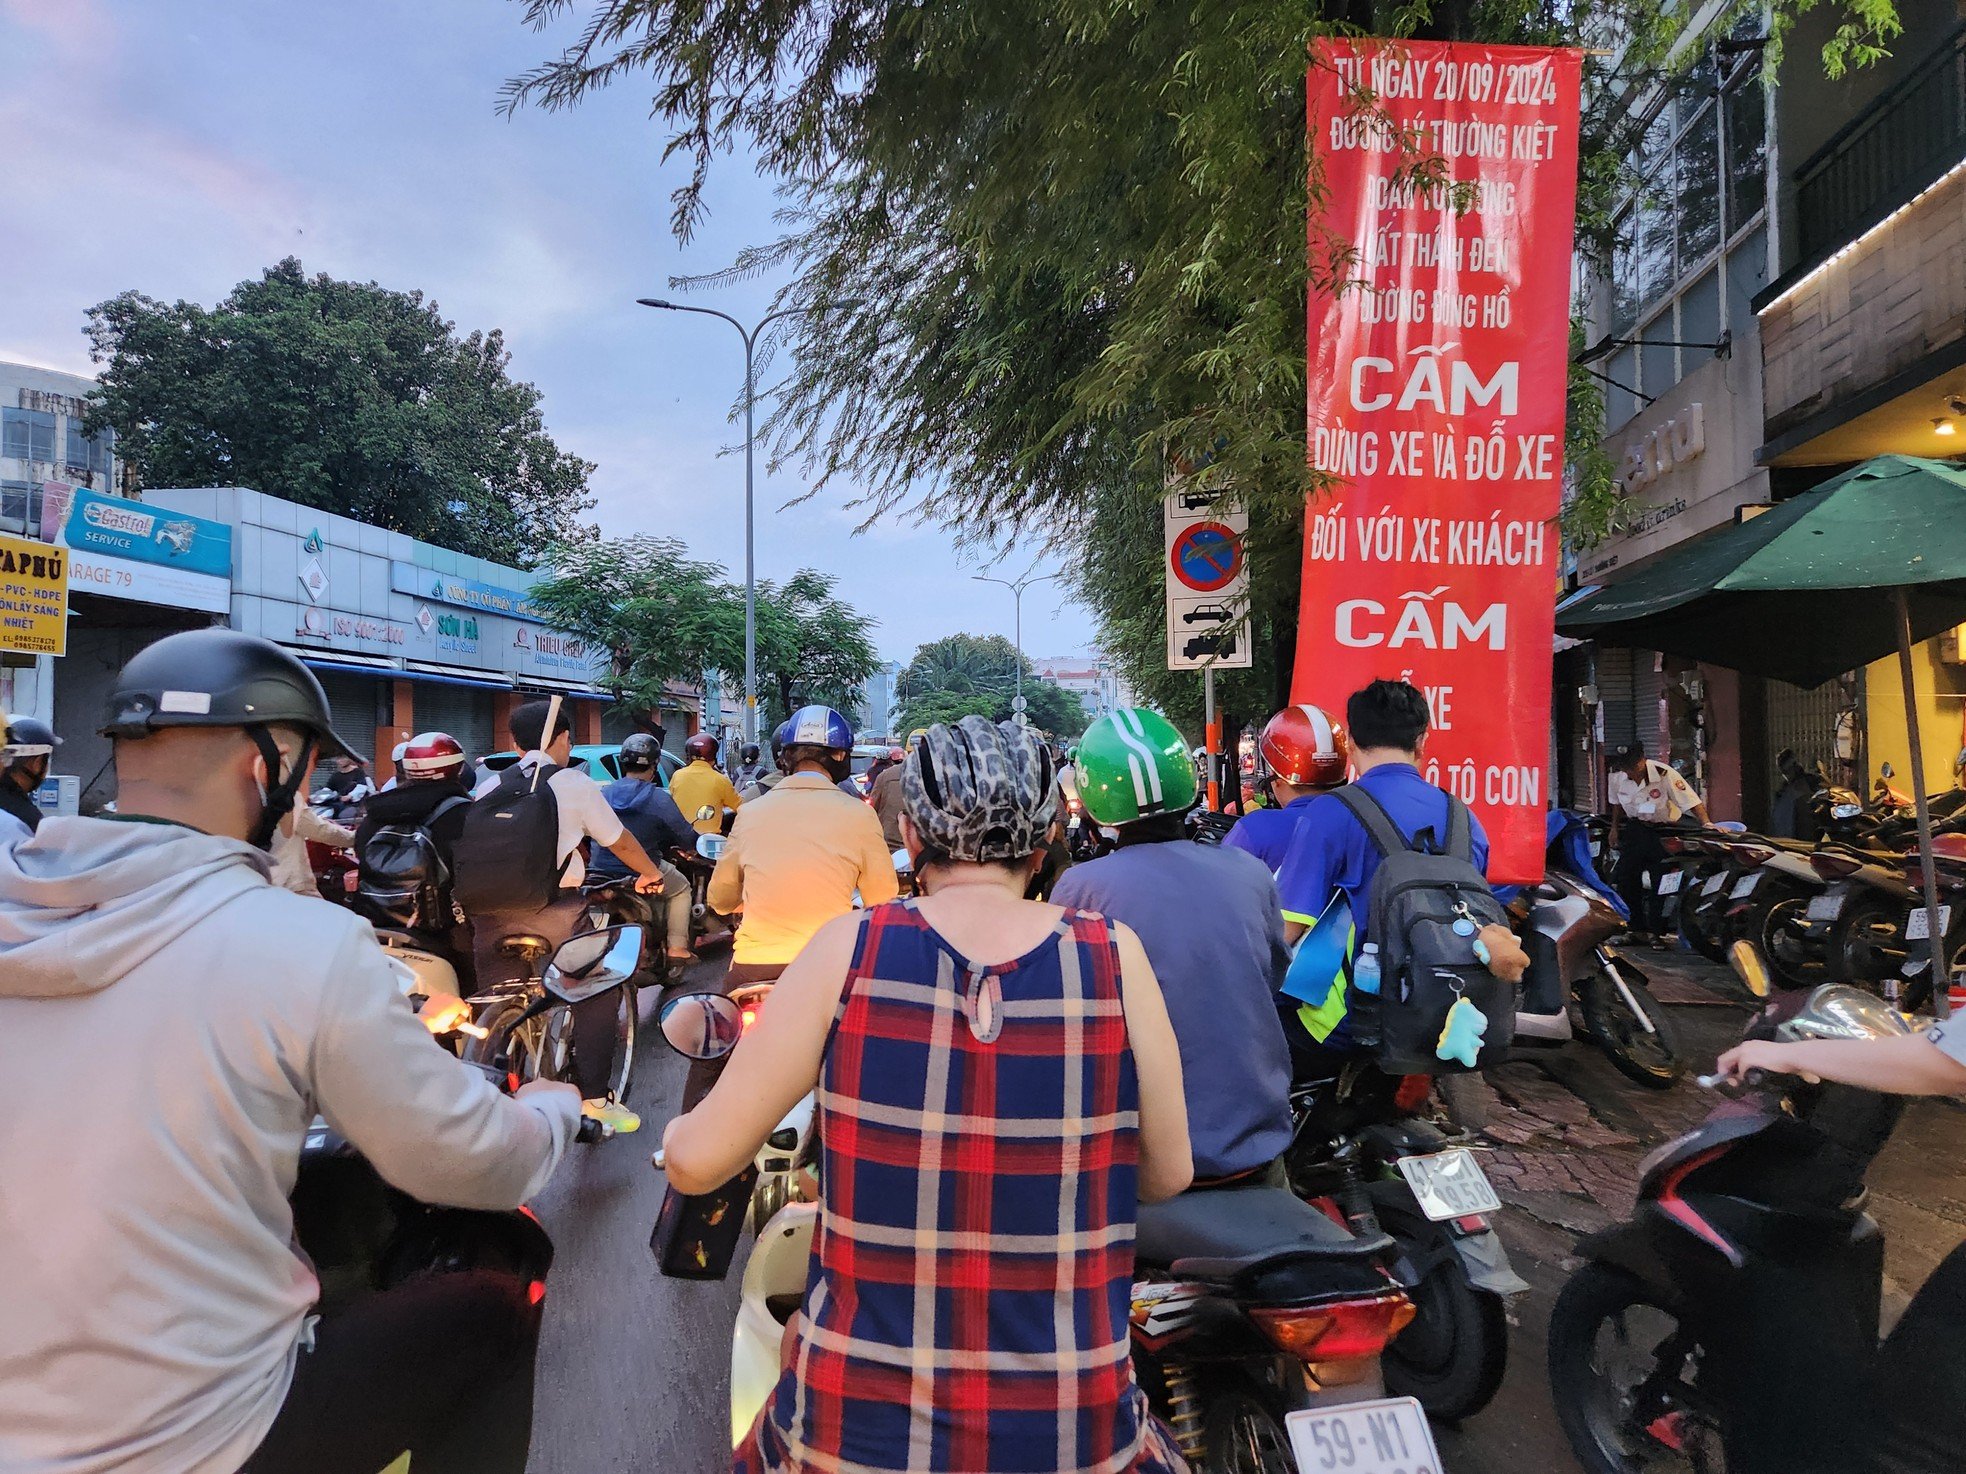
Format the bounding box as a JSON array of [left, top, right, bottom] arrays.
[[1223, 794, 1320, 873], [1275, 763, 1490, 936]]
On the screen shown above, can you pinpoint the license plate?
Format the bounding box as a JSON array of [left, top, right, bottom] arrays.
[[1287, 1396, 1442, 1474], [1658, 869, 1683, 895], [1702, 872, 1727, 896], [1730, 872, 1761, 900], [1908, 905, 1952, 941], [1395, 1148, 1502, 1222], [1806, 893, 1845, 922]]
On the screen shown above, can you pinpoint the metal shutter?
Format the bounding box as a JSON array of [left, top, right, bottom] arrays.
[[1633, 656, 1667, 755], [316, 672, 382, 769], [413, 683, 498, 768], [1595, 646, 1637, 748], [1764, 677, 1849, 782]]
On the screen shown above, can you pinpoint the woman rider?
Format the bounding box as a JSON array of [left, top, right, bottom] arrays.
[[663, 714, 1194, 1473]]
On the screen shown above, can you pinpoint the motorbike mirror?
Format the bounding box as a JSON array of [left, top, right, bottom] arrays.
[[695, 804, 718, 823], [542, 925, 645, 1005], [696, 832, 727, 861], [657, 991, 745, 1060], [1880, 761, 1895, 780], [1728, 939, 1773, 999], [892, 847, 913, 874]]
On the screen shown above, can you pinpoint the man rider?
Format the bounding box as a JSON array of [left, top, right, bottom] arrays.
[[1272, 679, 1527, 1073], [730, 740, 770, 792], [671, 730, 744, 835], [692, 705, 897, 1105], [0, 630, 580, 1474], [1050, 707, 1294, 1182], [0, 714, 58, 843], [589, 732, 696, 968], [866, 744, 909, 850], [1223, 703, 1350, 873], [469, 699, 668, 1135]]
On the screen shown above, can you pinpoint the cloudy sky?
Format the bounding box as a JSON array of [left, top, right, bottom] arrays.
[[0, 0, 1097, 665]]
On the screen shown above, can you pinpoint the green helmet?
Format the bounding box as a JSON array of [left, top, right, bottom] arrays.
[[1075, 707, 1197, 825]]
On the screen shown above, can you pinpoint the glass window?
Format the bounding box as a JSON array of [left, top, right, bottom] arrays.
[[1635, 185, 1676, 304], [0, 481, 31, 531], [1640, 334, 1677, 406], [64, 420, 112, 476], [1605, 347, 1639, 430], [1681, 269, 1722, 360], [1677, 104, 1722, 266], [1725, 72, 1767, 236], [1, 409, 55, 463], [1726, 224, 1769, 344]]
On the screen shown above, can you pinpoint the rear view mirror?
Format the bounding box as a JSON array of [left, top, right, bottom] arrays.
[[696, 832, 727, 861], [1881, 762, 1895, 780], [543, 925, 645, 1004], [658, 991, 744, 1060], [1728, 939, 1772, 999], [892, 847, 912, 874]]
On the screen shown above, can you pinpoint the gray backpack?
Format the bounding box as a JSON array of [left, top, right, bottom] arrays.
[[1334, 785, 1516, 1075]]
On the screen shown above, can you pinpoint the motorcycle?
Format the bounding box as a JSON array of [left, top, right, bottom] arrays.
[[1547, 941, 1940, 1474], [296, 930, 632, 1316], [656, 991, 1437, 1474], [1285, 1065, 1526, 1422], [1510, 849, 1682, 1089], [669, 830, 739, 955], [461, 924, 647, 1117]]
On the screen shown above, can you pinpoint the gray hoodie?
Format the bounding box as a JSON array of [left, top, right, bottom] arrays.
[[0, 817, 579, 1474]]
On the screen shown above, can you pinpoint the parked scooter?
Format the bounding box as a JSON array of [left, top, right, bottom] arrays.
[[1286, 1065, 1526, 1422], [657, 991, 1437, 1474], [1547, 941, 1931, 1474], [296, 931, 631, 1316]]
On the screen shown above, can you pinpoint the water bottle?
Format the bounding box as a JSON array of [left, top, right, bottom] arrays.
[[1349, 942, 1383, 1050]]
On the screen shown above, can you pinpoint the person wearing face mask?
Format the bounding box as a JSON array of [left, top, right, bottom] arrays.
[[0, 631, 581, 1474], [0, 714, 59, 843]]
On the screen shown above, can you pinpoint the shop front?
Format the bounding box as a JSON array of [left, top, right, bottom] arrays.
[[143, 487, 623, 776]]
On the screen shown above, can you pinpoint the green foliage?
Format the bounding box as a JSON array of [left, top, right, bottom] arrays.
[[894, 634, 1087, 738], [753, 569, 881, 725], [506, 0, 1901, 698], [83, 258, 594, 564], [529, 541, 877, 730]]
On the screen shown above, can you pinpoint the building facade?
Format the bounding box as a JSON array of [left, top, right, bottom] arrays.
[[1031, 653, 1130, 724], [857, 660, 900, 741]]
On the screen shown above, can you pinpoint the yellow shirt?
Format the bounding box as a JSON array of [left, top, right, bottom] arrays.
[[707, 773, 901, 965], [669, 760, 744, 835]]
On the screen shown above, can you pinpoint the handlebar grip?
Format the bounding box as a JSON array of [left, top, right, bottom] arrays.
[[454, 1021, 489, 1040], [576, 1116, 609, 1145]]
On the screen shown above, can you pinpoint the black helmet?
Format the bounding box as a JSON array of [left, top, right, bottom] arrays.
[[741, 743, 760, 763], [103, 630, 354, 756], [619, 732, 662, 771], [103, 630, 356, 849], [2, 715, 60, 760]]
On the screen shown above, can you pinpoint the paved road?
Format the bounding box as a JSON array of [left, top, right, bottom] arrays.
[[527, 958, 738, 1473]]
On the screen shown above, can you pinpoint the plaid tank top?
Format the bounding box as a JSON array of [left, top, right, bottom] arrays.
[[763, 899, 1155, 1474]]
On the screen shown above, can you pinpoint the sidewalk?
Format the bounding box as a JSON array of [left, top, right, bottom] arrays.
[[1467, 947, 1966, 1309]]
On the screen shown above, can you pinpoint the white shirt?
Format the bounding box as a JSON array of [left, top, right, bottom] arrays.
[[1610, 759, 1703, 824], [0, 808, 30, 847], [473, 752, 625, 888]]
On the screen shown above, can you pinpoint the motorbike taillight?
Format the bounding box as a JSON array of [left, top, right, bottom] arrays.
[[740, 1006, 760, 1034], [1250, 1293, 1416, 1362], [1392, 1075, 1433, 1114]]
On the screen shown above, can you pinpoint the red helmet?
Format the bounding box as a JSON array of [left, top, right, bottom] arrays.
[[1258, 704, 1350, 789], [684, 732, 720, 762], [401, 731, 466, 780], [887, 747, 905, 762]]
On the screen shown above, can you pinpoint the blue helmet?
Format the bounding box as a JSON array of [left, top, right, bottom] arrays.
[[782, 704, 854, 751]]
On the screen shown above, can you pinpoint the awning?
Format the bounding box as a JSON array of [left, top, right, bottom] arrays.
[[404, 661, 514, 693], [289, 650, 400, 678], [516, 673, 614, 701]]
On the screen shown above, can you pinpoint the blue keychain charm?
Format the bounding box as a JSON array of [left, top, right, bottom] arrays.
[[1451, 916, 1477, 937], [1436, 994, 1488, 1068]]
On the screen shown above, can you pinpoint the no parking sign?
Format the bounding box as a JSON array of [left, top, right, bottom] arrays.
[[1164, 497, 1252, 670]]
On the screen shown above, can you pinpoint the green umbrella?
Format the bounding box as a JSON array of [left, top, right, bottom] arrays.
[[1559, 454, 1966, 1015]]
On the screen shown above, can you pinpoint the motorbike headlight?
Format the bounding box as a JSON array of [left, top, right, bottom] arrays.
[[1831, 803, 1861, 820]]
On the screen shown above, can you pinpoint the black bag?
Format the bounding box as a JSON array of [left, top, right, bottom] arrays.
[[650, 1166, 758, 1280], [452, 762, 568, 914], [356, 795, 468, 931], [1335, 785, 1515, 1075]]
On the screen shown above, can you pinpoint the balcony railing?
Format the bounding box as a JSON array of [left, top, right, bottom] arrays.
[[1795, 23, 1966, 263]]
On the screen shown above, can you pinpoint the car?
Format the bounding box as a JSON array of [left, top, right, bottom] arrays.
[[477, 742, 684, 790], [848, 741, 894, 795], [1182, 630, 1238, 659], [1181, 603, 1232, 625]]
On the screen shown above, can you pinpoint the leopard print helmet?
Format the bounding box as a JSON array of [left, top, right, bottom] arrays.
[[902, 715, 1057, 864]]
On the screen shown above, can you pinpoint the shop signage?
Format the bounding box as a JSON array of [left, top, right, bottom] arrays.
[[66, 548, 230, 615], [61, 489, 232, 578], [1619, 404, 1705, 493], [512, 624, 593, 674], [296, 607, 407, 646], [1297, 38, 1583, 883], [435, 610, 481, 656], [0, 532, 68, 655], [392, 562, 546, 623]]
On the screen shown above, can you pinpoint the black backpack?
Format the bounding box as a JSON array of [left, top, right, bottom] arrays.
[[1334, 785, 1516, 1075], [452, 762, 568, 914], [356, 796, 469, 932]]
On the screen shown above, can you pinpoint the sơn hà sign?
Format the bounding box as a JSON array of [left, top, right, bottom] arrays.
[[1297, 38, 1582, 883], [0, 533, 68, 655]]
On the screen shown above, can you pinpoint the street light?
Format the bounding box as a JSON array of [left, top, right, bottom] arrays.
[[973, 565, 1063, 719], [636, 295, 860, 744]]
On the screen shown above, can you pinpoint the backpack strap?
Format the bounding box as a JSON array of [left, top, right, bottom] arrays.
[[1443, 796, 1473, 863], [1333, 783, 1412, 859]]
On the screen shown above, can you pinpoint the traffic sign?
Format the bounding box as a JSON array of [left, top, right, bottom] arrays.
[[1169, 521, 1243, 592], [1011, 694, 1028, 713]]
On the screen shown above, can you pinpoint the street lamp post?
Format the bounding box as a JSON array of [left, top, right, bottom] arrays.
[[973, 567, 1062, 722], [636, 296, 856, 745]]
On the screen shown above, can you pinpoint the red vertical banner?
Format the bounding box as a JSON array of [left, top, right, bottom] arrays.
[[1298, 39, 1582, 884]]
